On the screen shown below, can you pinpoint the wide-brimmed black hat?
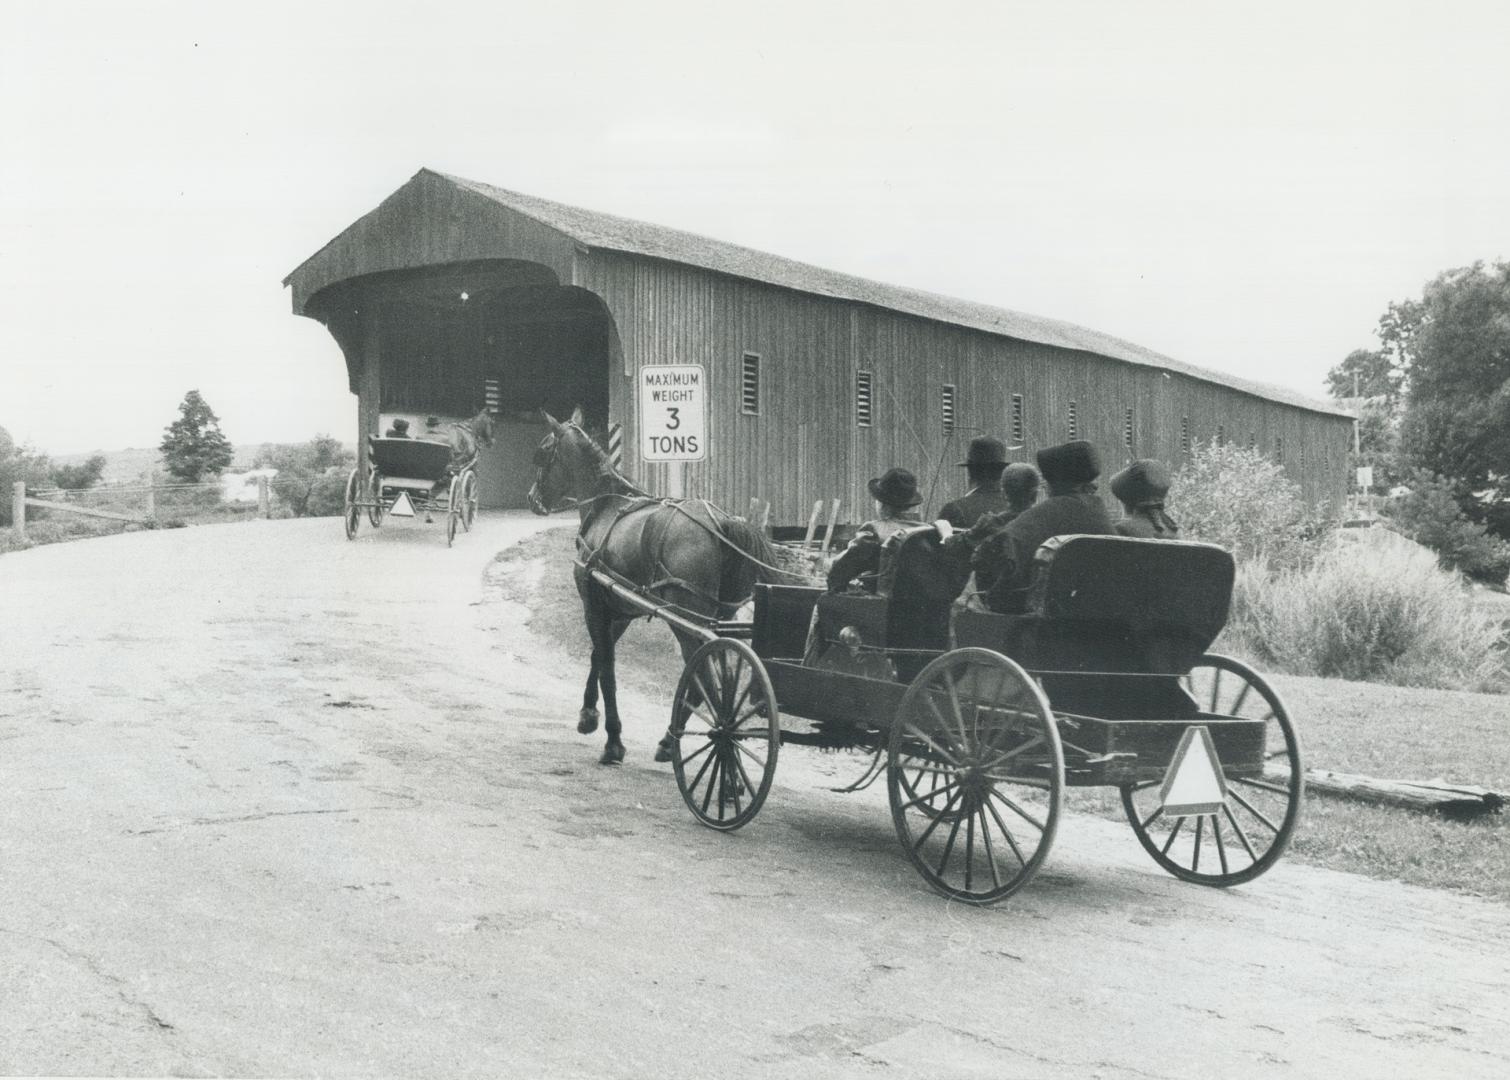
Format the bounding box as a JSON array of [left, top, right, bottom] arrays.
[[868, 467, 923, 508], [389, 418, 410, 432], [958, 436, 1009, 468], [1110, 459, 1171, 506], [1036, 440, 1102, 487]]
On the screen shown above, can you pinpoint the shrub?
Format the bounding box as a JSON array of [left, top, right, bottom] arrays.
[[1166, 441, 1331, 567], [1224, 532, 1507, 692], [1382, 470, 1510, 585], [306, 471, 350, 517]]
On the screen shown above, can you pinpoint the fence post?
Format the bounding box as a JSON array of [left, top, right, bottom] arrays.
[[258, 476, 270, 518], [11, 481, 24, 541], [144, 486, 156, 523]]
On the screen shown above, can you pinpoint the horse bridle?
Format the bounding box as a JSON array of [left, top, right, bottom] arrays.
[[528, 424, 584, 514]]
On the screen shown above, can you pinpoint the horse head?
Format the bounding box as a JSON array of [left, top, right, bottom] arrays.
[[528, 407, 588, 514]]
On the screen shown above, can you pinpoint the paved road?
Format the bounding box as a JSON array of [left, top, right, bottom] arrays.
[[2, 514, 1508, 1078]]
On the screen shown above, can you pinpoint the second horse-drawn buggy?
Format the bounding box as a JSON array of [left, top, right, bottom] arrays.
[[343, 412, 496, 546]]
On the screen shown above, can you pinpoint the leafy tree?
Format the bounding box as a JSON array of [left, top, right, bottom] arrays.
[[160, 390, 234, 482], [50, 454, 106, 491], [1325, 347, 1403, 406], [1389, 262, 1510, 535], [253, 435, 353, 517], [0, 425, 53, 526]]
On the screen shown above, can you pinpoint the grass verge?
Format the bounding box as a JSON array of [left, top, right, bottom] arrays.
[[509, 527, 1509, 903]]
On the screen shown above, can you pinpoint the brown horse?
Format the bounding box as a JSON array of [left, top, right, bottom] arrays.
[[527, 407, 790, 764], [446, 408, 496, 467]]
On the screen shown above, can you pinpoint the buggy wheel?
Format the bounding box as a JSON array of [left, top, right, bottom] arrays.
[[461, 470, 478, 531], [669, 638, 779, 832], [366, 470, 384, 527], [342, 468, 361, 540], [445, 476, 461, 547], [1121, 653, 1303, 887], [888, 648, 1062, 905]]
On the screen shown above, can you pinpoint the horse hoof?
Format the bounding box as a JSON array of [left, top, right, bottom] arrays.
[[600, 743, 626, 766], [653, 734, 676, 764], [578, 709, 600, 735]]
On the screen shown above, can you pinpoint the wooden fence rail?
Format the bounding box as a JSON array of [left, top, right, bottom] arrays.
[[11, 478, 271, 541]]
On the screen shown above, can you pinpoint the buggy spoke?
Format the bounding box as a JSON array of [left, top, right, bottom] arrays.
[[1229, 681, 1252, 716], [699, 755, 722, 817], [1192, 815, 1204, 873], [729, 742, 762, 791], [1223, 804, 1258, 862], [1208, 667, 1222, 713], [964, 809, 977, 891], [979, 734, 1046, 770], [983, 795, 1028, 867], [977, 804, 1003, 889], [1139, 804, 1165, 830], [903, 723, 962, 768], [678, 738, 716, 770], [1232, 776, 1293, 797], [935, 805, 966, 879], [730, 738, 767, 768], [923, 695, 966, 760], [1160, 815, 1186, 856], [898, 777, 963, 813], [987, 788, 1047, 834], [1211, 814, 1230, 875], [687, 738, 720, 793], [942, 671, 971, 747], [1227, 787, 1281, 834], [912, 790, 963, 851]]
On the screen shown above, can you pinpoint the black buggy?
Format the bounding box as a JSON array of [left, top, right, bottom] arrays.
[[597, 531, 1304, 905], [342, 436, 479, 546]]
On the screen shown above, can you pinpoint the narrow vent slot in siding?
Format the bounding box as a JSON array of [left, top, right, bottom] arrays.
[[1010, 394, 1024, 445], [483, 376, 502, 415], [1067, 400, 1078, 439], [856, 370, 874, 427], [1181, 415, 1190, 453], [941, 383, 956, 435], [741, 352, 760, 415], [1123, 407, 1133, 448]]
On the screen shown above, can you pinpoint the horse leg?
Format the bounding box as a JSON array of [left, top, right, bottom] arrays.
[[596, 618, 632, 765], [577, 590, 605, 735], [654, 628, 707, 763]]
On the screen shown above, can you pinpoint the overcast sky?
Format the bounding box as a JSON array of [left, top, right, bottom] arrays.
[[3, 0, 1507, 454]]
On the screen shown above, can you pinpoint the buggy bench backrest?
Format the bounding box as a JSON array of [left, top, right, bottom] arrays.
[[954, 534, 1235, 676], [367, 436, 456, 483]]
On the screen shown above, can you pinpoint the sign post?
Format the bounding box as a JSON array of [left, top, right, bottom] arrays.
[[638, 366, 707, 496]]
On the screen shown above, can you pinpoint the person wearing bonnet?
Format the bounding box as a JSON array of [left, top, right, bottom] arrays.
[[1109, 459, 1180, 539], [826, 466, 928, 594], [384, 418, 411, 438], [981, 439, 1115, 612]]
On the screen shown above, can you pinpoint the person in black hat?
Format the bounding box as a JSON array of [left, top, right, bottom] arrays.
[[1110, 459, 1180, 539], [384, 418, 411, 438], [940, 436, 1015, 530], [981, 440, 1115, 612], [827, 467, 927, 594]]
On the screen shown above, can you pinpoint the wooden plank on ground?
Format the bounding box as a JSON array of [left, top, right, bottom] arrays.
[[1274, 766, 1505, 818]]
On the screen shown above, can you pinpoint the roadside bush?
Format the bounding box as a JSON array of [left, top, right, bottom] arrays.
[[306, 471, 350, 517], [1224, 533, 1507, 692], [255, 435, 354, 517], [1382, 470, 1510, 585], [1167, 441, 1331, 568]]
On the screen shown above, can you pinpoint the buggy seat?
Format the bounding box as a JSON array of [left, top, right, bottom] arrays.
[[367, 436, 458, 490], [953, 534, 1234, 675]]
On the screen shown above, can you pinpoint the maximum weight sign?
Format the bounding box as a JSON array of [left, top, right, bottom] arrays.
[[638, 364, 706, 462]]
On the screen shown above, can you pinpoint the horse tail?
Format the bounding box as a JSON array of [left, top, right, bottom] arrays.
[[714, 516, 797, 607]]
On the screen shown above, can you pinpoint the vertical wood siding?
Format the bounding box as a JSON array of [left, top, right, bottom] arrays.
[[576, 251, 1351, 523]]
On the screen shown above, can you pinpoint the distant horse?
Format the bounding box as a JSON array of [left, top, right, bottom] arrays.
[[446, 408, 496, 468], [527, 407, 791, 764]]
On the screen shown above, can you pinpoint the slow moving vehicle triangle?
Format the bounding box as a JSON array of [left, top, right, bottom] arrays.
[[1159, 725, 1228, 817], [389, 491, 416, 517]]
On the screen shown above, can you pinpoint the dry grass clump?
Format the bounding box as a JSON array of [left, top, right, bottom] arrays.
[[1225, 534, 1508, 692]]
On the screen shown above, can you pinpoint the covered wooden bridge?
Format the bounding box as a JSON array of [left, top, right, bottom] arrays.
[[284, 168, 1353, 521]]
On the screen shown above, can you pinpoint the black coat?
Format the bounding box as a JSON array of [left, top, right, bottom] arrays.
[[939, 486, 1015, 530], [983, 493, 1115, 611]]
